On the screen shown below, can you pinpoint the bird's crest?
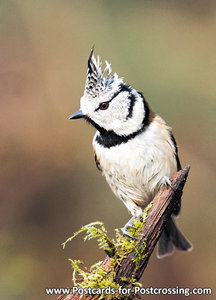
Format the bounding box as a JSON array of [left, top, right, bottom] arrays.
[[84, 48, 121, 98]]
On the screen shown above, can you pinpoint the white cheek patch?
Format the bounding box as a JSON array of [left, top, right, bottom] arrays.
[[91, 91, 132, 132], [111, 96, 145, 136], [111, 91, 131, 119]]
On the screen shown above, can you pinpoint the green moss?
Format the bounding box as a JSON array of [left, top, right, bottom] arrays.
[[62, 221, 116, 257], [62, 203, 152, 299]]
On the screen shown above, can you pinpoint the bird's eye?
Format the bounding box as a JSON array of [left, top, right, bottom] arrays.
[[99, 101, 109, 110]]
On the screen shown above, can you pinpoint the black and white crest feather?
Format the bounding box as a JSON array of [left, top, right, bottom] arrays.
[[84, 48, 121, 98], [79, 48, 151, 140]]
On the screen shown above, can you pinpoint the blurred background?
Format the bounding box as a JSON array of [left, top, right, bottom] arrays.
[[0, 0, 215, 299]]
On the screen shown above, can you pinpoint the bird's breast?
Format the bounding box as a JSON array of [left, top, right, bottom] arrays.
[[93, 116, 177, 212]]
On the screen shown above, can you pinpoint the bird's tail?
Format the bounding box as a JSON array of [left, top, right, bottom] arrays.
[[157, 217, 192, 258]]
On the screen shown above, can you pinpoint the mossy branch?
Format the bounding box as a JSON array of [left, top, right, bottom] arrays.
[[59, 166, 190, 300]]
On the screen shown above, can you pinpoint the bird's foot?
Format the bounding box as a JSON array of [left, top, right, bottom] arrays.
[[121, 216, 136, 238], [162, 176, 172, 187], [162, 176, 174, 191]]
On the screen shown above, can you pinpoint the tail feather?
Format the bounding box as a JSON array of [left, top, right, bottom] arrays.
[[157, 217, 192, 258]]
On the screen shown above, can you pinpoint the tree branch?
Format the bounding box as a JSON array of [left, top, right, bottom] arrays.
[[60, 165, 190, 300]]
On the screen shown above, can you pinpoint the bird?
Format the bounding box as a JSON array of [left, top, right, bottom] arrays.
[[69, 48, 192, 258]]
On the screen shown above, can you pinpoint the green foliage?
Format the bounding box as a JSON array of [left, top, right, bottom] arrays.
[[69, 258, 120, 300], [62, 221, 115, 257], [62, 203, 152, 299]]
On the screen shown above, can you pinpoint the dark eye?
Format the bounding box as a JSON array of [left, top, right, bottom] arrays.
[[99, 101, 109, 110]]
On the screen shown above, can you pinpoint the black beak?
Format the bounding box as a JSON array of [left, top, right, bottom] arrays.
[[69, 110, 84, 120]]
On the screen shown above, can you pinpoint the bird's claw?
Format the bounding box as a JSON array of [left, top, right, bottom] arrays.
[[163, 176, 172, 186], [120, 216, 136, 238], [163, 176, 174, 191], [121, 227, 134, 238]]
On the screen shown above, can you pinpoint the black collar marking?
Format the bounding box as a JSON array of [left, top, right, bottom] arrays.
[[85, 92, 150, 148], [127, 92, 137, 119]]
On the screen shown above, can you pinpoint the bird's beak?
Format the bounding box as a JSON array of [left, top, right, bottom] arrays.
[[69, 110, 84, 120]]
